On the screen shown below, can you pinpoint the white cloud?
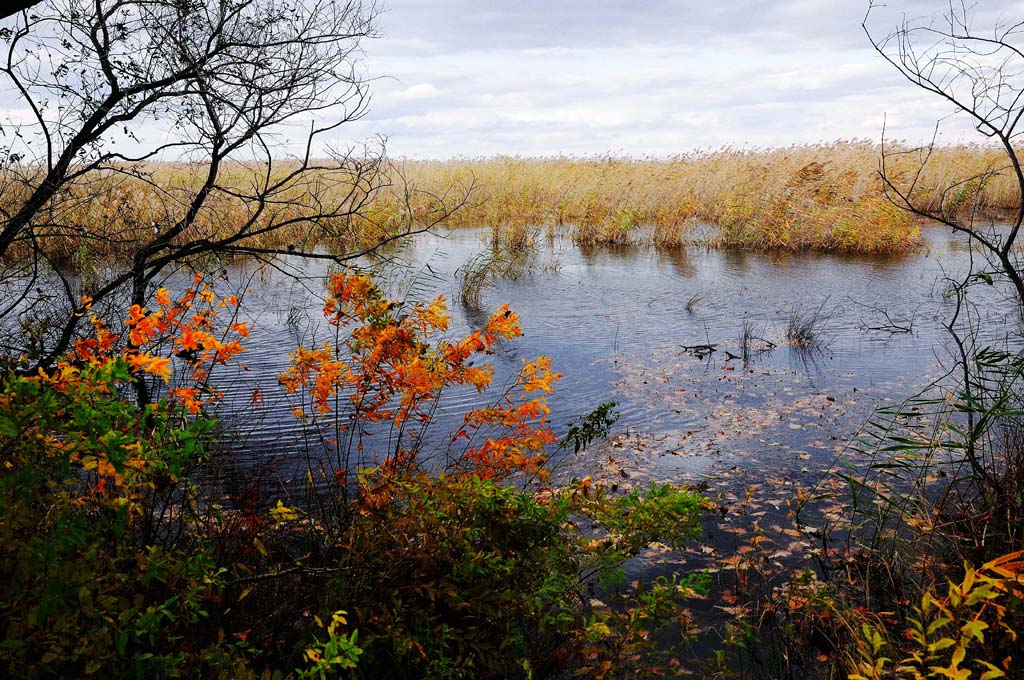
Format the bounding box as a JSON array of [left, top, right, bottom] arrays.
[[0, 0, 1016, 159], [342, 0, 1004, 158], [394, 83, 441, 100]]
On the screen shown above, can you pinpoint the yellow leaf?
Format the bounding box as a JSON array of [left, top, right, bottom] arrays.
[[950, 644, 965, 668], [962, 565, 976, 593], [269, 499, 301, 523], [961, 620, 987, 643], [979, 661, 1005, 680], [927, 637, 956, 654]]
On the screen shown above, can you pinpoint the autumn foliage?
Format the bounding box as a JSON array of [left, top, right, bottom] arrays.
[[68, 274, 249, 414], [279, 269, 560, 482], [0, 270, 712, 678]]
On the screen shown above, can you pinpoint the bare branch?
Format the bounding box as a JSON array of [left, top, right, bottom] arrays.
[[866, 1, 1024, 305], [0, 0, 469, 380]]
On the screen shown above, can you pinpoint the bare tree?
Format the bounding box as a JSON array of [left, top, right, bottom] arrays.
[[0, 3, 39, 21], [864, 1, 1024, 305], [0, 0, 460, 384]]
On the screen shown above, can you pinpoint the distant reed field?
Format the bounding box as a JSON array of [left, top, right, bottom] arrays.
[[5, 141, 1018, 261], [380, 142, 1017, 255]]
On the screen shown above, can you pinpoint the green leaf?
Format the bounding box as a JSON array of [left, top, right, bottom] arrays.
[[927, 637, 956, 653], [960, 619, 987, 643], [927, 617, 952, 635]]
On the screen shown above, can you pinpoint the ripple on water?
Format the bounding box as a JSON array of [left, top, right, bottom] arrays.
[[170, 226, 1017, 482]]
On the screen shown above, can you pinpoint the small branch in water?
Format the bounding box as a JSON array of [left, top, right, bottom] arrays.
[[852, 300, 915, 334], [681, 343, 717, 358]]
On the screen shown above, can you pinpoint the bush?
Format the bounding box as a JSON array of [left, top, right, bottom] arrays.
[[0, 359, 243, 677], [0, 271, 713, 678], [333, 473, 577, 677], [848, 551, 1024, 680], [326, 472, 709, 679]]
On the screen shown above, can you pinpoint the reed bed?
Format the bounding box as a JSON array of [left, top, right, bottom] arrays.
[[3, 141, 1020, 261], [376, 141, 1020, 254], [0, 161, 410, 265]]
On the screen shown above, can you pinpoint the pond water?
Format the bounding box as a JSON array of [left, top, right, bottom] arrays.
[[57, 223, 1018, 669], [197, 225, 1017, 500]]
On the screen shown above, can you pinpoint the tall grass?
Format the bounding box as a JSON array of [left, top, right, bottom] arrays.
[[0, 161, 418, 265], [376, 142, 1020, 254], [5, 141, 1020, 260]]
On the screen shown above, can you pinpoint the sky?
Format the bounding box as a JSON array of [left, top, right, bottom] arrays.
[[330, 0, 1024, 158], [2, 0, 1024, 160]]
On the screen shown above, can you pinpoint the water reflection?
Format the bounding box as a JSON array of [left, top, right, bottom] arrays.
[[720, 249, 752, 275], [182, 226, 1015, 483], [654, 245, 696, 278]]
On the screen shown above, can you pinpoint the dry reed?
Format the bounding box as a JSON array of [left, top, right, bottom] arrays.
[[4, 141, 1019, 261], [374, 142, 1020, 254]]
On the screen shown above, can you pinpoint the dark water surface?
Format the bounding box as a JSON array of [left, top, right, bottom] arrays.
[[144, 225, 1021, 668], [183, 226, 1017, 500]]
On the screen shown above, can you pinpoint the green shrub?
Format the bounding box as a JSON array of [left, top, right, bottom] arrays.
[[325, 473, 709, 679], [0, 361, 247, 677], [0, 275, 714, 678]]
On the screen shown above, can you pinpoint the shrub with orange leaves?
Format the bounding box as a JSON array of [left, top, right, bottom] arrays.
[[280, 269, 562, 483], [0, 268, 717, 679], [0, 277, 284, 677], [0, 349, 239, 675], [1, 277, 250, 502], [70, 275, 249, 413]]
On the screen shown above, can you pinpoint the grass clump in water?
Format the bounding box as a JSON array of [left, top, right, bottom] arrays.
[[786, 298, 833, 348]]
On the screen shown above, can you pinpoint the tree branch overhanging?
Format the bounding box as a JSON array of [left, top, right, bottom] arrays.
[[865, 0, 1024, 306], [0, 0, 468, 384]]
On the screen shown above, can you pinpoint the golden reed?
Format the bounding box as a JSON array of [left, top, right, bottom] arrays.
[[5, 141, 1018, 261]]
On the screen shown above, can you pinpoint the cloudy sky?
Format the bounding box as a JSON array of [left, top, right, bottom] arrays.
[[330, 0, 1024, 158], [2, 0, 1022, 160]]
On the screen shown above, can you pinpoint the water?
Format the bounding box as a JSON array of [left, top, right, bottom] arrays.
[[190, 226, 1015, 490], [16, 224, 1013, 668]]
